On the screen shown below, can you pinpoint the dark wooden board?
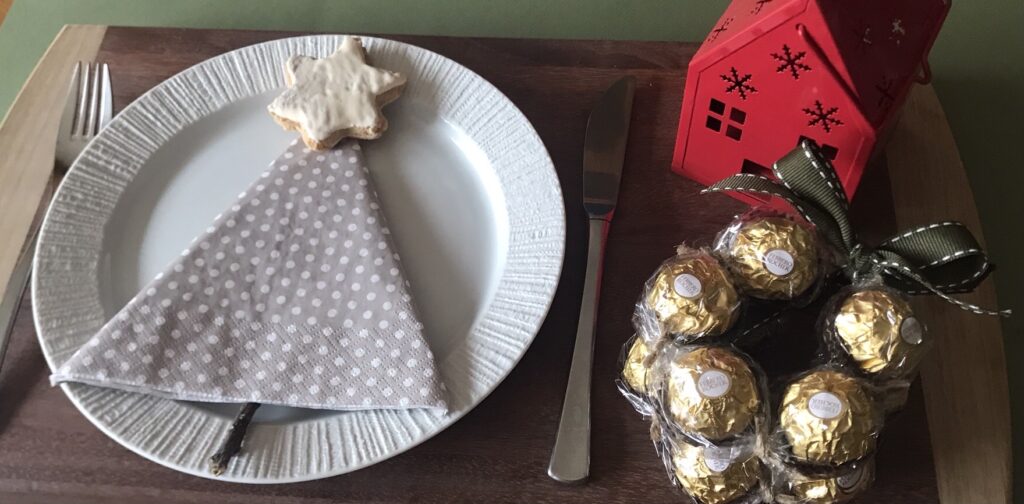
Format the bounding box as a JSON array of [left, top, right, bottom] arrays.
[[0, 27, 938, 503]]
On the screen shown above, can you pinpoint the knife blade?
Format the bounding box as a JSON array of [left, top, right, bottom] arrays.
[[548, 76, 635, 484], [582, 76, 635, 219]]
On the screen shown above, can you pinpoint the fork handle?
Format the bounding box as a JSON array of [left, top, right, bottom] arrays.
[[0, 221, 41, 374], [548, 217, 609, 484]]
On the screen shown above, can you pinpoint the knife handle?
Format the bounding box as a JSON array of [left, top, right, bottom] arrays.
[[548, 217, 609, 484]]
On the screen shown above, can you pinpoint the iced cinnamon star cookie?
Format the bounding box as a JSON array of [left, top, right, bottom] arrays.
[[268, 36, 406, 150]]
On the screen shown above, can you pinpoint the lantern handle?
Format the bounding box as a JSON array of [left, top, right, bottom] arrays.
[[796, 23, 872, 126], [914, 59, 933, 84]]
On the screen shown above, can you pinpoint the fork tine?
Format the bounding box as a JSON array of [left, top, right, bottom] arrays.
[[74, 62, 91, 137], [58, 63, 81, 139], [98, 63, 113, 130], [87, 63, 102, 137]]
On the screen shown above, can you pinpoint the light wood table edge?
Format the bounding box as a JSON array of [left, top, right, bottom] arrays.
[[0, 24, 106, 324], [885, 84, 1011, 504]]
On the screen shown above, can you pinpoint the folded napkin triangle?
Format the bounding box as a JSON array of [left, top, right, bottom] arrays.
[[52, 139, 447, 412]]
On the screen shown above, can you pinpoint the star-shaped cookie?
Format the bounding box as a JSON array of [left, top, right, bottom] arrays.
[[268, 36, 407, 150]]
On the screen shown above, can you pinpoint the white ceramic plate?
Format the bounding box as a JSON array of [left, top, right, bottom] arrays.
[[33, 35, 565, 483]]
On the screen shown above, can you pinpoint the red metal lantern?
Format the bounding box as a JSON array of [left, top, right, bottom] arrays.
[[672, 0, 950, 205]]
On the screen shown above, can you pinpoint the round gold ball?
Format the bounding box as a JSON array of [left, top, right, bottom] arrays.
[[666, 346, 760, 440], [787, 458, 875, 504], [622, 336, 652, 395], [779, 370, 879, 466], [834, 289, 926, 377], [646, 253, 740, 338], [724, 216, 819, 300], [672, 441, 762, 504]]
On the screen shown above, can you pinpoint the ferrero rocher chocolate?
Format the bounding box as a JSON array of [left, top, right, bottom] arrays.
[[785, 458, 875, 504], [779, 370, 879, 465], [622, 336, 652, 394], [672, 441, 761, 504], [833, 289, 926, 377], [723, 216, 819, 300], [666, 347, 760, 440], [646, 253, 740, 338]]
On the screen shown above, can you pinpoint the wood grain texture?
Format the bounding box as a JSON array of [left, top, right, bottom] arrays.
[[0, 25, 1002, 503], [0, 24, 105, 339], [884, 86, 1012, 504]]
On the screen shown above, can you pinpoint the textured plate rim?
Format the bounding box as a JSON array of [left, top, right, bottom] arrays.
[[32, 35, 565, 483]]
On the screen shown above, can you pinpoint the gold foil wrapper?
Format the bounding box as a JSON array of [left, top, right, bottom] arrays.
[[834, 289, 926, 377], [724, 216, 819, 300], [672, 441, 761, 504], [646, 253, 740, 337], [779, 370, 878, 465], [787, 458, 875, 503], [622, 336, 652, 394], [666, 346, 760, 440]]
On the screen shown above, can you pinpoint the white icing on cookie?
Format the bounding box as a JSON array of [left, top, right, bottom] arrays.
[[267, 36, 406, 142]]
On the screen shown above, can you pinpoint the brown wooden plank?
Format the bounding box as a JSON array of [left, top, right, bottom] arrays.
[[884, 85, 1011, 504], [0, 25, 997, 503]]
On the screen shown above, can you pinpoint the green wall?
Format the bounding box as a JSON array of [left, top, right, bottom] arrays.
[[0, 0, 1020, 494]]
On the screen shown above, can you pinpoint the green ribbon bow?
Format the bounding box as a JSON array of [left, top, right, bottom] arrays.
[[702, 140, 1010, 317]]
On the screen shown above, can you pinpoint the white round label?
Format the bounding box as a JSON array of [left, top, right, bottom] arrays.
[[697, 369, 732, 398], [762, 249, 795, 276], [673, 273, 703, 299], [900, 317, 923, 345], [836, 466, 865, 492], [807, 391, 844, 420], [702, 446, 733, 473]]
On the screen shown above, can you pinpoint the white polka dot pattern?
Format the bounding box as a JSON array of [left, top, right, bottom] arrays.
[[51, 139, 447, 412]]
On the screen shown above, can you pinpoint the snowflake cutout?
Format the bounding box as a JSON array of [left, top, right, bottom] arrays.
[[751, 0, 773, 14], [721, 67, 757, 100], [890, 18, 906, 45], [861, 26, 873, 46], [771, 45, 811, 79], [803, 101, 843, 133], [707, 18, 733, 42]]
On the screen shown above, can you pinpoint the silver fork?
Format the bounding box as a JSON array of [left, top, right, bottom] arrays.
[[0, 62, 112, 376]]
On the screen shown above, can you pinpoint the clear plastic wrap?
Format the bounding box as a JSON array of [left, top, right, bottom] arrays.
[[648, 343, 769, 446], [714, 208, 829, 303], [651, 416, 768, 504], [634, 245, 743, 345], [616, 333, 661, 416], [820, 277, 930, 382], [766, 452, 875, 503], [770, 366, 883, 467]]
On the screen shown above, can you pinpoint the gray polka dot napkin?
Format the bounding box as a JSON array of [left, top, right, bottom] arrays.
[[51, 139, 448, 412]]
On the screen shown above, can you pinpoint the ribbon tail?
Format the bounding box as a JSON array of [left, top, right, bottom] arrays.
[[876, 259, 1011, 317]]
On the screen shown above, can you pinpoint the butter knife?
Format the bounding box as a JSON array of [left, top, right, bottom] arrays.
[[548, 76, 635, 483]]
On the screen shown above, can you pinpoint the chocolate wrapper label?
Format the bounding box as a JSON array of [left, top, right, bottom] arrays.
[[836, 465, 866, 493], [900, 317, 923, 345], [674, 273, 703, 299], [808, 392, 844, 420], [763, 249, 795, 276], [697, 370, 732, 399]]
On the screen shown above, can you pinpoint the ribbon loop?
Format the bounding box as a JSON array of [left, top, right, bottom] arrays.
[[702, 140, 1008, 317]]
